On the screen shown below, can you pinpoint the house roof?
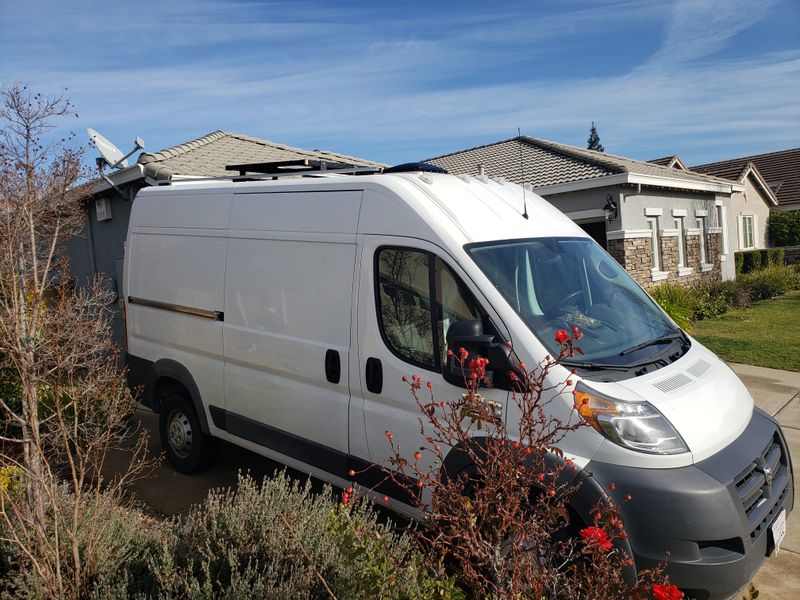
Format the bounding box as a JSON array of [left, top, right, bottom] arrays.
[[137, 130, 385, 180], [425, 136, 741, 195], [91, 130, 384, 194], [691, 148, 800, 209], [648, 155, 688, 170]]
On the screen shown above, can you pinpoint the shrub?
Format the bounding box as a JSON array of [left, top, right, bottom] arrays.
[[768, 247, 785, 267], [735, 252, 744, 276], [691, 283, 732, 321], [649, 283, 696, 330], [739, 265, 800, 302], [111, 473, 460, 600], [768, 210, 800, 247], [741, 249, 762, 274]]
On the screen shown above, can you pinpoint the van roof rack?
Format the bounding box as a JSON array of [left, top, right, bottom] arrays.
[[225, 159, 382, 179]]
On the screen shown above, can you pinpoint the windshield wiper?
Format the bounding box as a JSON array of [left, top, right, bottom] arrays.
[[561, 360, 634, 371], [619, 332, 685, 356]]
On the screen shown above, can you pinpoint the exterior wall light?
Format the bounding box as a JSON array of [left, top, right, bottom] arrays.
[[603, 194, 618, 221]]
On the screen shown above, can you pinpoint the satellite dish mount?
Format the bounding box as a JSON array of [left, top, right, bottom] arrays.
[[88, 128, 145, 200]]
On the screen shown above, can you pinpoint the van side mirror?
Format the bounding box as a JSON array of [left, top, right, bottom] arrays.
[[443, 320, 525, 391]]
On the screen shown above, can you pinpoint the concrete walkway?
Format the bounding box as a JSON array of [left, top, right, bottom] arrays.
[[729, 363, 800, 600]]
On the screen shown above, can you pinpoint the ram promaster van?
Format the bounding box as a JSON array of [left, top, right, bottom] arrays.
[[124, 162, 793, 600]]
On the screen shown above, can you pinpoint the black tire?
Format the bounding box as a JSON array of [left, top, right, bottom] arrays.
[[159, 392, 218, 473]]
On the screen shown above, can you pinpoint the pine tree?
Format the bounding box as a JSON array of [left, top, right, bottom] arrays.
[[587, 122, 604, 152]]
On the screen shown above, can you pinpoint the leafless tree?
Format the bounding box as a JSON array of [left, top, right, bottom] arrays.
[[0, 82, 151, 599]]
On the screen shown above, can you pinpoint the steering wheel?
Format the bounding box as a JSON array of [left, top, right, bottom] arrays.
[[561, 290, 584, 308]]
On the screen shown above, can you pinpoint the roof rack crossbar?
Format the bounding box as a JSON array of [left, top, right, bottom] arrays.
[[162, 165, 382, 185], [225, 159, 378, 177]]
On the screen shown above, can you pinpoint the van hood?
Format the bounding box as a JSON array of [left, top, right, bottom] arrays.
[[612, 341, 753, 463]]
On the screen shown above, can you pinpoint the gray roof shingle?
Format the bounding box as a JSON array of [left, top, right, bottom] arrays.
[[137, 130, 384, 179], [425, 136, 736, 191], [692, 148, 800, 208]]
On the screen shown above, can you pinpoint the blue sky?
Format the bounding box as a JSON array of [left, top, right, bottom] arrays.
[[1, 0, 798, 166]]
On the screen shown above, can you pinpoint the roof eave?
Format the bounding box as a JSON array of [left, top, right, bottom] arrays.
[[89, 164, 145, 195], [534, 172, 740, 196]]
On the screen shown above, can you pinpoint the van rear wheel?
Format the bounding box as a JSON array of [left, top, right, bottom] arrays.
[[159, 393, 217, 473]]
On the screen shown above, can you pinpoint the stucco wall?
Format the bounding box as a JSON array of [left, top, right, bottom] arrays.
[[729, 175, 772, 250]]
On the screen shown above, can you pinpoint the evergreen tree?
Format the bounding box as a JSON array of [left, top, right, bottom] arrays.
[[587, 122, 604, 152]]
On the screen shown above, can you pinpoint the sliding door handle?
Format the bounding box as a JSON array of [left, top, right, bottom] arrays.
[[365, 357, 383, 394], [325, 349, 341, 384]]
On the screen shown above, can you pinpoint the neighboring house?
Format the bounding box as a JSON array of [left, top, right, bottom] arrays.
[[692, 148, 800, 213], [425, 136, 745, 288], [71, 130, 383, 348]]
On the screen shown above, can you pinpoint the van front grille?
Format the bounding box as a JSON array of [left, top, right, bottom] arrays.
[[734, 433, 788, 541]]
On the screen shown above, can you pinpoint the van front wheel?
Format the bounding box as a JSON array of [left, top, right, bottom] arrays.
[[159, 393, 217, 473]]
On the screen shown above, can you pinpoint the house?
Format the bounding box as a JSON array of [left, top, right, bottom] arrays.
[[71, 130, 383, 348], [424, 136, 746, 288], [692, 148, 800, 213]]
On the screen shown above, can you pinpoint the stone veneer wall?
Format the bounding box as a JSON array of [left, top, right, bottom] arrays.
[[609, 232, 722, 290]]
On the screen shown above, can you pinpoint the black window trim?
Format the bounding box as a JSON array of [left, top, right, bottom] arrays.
[[374, 245, 441, 374]]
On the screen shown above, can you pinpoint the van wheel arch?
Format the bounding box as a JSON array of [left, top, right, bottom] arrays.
[[152, 359, 211, 435]]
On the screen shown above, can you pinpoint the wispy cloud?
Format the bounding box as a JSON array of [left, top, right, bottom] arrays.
[[1, 0, 797, 165]]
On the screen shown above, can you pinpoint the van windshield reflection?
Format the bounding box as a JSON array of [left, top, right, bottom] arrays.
[[466, 237, 686, 367]]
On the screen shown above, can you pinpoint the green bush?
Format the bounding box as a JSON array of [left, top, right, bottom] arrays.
[[768, 210, 800, 246], [741, 249, 762, 273], [768, 247, 785, 267], [738, 265, 800, 302], [100, 473, 460, 600], [691, 283, 733, 320], [735, 252, 744, 276], [759, 249, 770, 268], [649, 283, 696, 331]]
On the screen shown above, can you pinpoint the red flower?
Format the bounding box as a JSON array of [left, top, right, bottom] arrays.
[[579, 526, 613, 552], [651, 584, 683, 600], [554, 329, 570, 344]]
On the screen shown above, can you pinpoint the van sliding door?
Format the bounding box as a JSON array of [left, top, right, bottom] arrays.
[[221, 190, 362, 480]]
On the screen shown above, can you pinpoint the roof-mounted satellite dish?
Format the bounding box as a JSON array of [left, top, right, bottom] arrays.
[[88, 128, 145, 201], [87, 128, 145, 171]]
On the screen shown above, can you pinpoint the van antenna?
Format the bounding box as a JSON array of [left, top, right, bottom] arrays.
[[517, 128, 529, 220]]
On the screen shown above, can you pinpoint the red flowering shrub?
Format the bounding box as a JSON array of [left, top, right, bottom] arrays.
[[367, 328, 682, 599]]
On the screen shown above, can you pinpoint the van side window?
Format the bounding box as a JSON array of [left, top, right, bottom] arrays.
[[376, 248, 437, 369], [376, 248, 490, 371]]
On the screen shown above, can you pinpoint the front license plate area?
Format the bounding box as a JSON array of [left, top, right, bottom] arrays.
[[769, 509, 787, 556]]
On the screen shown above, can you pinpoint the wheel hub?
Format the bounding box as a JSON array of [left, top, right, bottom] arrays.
[[168, 410, 193, 458]]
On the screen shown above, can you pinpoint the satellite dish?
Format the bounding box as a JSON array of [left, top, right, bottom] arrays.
[[88, 128, 129, 168], [87, 128, 144, 170]]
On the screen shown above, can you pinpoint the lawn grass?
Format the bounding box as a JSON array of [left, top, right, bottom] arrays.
[[691, 290, 800, 372]]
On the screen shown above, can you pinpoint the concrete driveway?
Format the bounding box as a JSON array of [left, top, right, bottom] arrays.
[[113, 362, 800, 597], [729, 363, 800, 600]]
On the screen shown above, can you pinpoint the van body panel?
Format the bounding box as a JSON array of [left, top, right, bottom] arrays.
[[221, 190, 363, 457]]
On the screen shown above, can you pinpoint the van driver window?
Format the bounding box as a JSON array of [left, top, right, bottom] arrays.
[[377, 248, 437, 368], [376, 248, 490, 370]]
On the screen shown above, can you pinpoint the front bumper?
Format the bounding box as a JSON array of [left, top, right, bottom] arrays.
[[584, 408, 794, 600]]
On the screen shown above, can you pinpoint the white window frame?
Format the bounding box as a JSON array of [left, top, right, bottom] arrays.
[[716, 203, 729, 256], [741, 215, 755, 250], [696, 216, 707, 264], [674, 216, 686, 267], [647, 217, 660, 270]]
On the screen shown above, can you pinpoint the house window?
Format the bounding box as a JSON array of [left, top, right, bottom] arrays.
[[716, 204, 728, 255], [741, 215, 755, 249], [696, 216, 707, 264], [674, 217, 686, 267], [646, 217, 660, 270]]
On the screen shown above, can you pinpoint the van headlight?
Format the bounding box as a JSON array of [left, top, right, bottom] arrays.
[[573, 384, 688, 455]]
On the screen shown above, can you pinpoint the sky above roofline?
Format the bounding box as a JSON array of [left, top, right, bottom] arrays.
[[1, 0, 798, 167]]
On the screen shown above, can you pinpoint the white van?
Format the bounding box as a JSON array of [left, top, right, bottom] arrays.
[[124, 164, 792, 600]]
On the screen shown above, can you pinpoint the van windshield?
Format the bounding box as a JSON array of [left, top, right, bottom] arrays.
[[466, 237, 684, 367]]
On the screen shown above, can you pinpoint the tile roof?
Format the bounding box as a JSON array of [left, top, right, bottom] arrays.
[[137, 130, 384, 179], [691, 148, 800, 208], [648, 155, 687, 170], [425, 136, 735, 191]]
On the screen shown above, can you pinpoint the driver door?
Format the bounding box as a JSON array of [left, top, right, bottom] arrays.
[[351, 236, 509, 497]]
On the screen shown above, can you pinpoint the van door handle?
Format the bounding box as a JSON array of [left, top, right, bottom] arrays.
[[325, 349, 341, 384], [365, 357, 383, 394]]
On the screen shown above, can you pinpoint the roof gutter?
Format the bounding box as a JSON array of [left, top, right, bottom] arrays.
[[89, 163, 145, 195], [534, 172, 742, 197]]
